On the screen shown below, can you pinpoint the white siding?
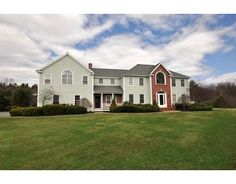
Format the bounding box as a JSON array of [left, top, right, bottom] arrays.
[[122, 76, 151, 104], [37, 55, 93, 108], [171, 78, 190, 104], [94, 78, 121, 86]]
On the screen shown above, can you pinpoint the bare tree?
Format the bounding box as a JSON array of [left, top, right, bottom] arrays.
[[80, 98, 92, 108], [39, 87, 55, 106]]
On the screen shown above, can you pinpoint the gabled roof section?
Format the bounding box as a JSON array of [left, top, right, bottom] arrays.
[[123, 64, 156, 76], [169, 70, 190, 79], [36, 52, 94, 74], [94, 86, 123, 94], [92, 68, 128, 78]]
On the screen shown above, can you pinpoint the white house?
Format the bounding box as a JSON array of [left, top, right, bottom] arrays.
[[37, 53, 190, 110]]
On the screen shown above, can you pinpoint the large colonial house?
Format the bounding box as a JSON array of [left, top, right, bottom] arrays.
[[36, 53, 190, 110]]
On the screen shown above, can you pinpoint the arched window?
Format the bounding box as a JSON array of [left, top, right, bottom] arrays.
[[156, 72, 165, 84], [62, 70, 72, 84]]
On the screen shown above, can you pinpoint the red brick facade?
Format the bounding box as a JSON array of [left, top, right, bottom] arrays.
[[151, 64, 172, 110]]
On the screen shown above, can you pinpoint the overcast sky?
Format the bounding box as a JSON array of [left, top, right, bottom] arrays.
[[0, 14, 236, 85]]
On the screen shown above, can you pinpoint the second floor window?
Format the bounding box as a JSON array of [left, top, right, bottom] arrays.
[[99, 78, 103, 84], [172, 78, 176, 86], [111, 78, 115, 84], [44, 74, 51, 84], [128, 77, 134, 85], [62, 70, 72, 84], [181, 79, 185, 87], [82, 76, 88, 85], [156, 72, 165, 84], [139, 78, 144, 86]]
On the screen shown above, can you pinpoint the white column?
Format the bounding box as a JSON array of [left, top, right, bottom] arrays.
[[101, 93, 103, 110], [112, 93, 114, 101]]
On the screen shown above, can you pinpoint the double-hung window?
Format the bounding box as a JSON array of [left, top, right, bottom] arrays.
[[140, 94, 144, 104], [128, 77, 134, 86], [139, 78, 144, 86], [44, 74, 51, 84], [75, 95, 80, 105], [82, 76, 88, 85], [129, 94, 134, 103]]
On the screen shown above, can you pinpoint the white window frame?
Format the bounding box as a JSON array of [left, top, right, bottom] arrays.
[[61, 69, 73, 85], [139, 78, 144, 86], [44, 73, 52, 85], [99, 78, 103, 84], [106, 95, 112, 105], [128, 77, 134, 86], [129, 94, 134, 103], [155, 71, 166, 85], [172, 78, 176, 87], [140, 94, 144, 104], [172, 94, 176, 104], [181, 79, 185, 87], [110, 78, 115, 85], [74, 95, 80, 106], [82, 75, 89, 85]]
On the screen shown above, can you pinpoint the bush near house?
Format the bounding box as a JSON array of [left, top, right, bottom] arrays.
[[110, 102, 159, 113], [175, 103, 213, 111], [10, 104, 87, 116]]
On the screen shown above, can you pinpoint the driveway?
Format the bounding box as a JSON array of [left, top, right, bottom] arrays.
[[0, 112, 10, 117]]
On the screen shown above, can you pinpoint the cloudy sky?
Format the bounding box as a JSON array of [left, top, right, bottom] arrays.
[[0, 14, 236, 85]]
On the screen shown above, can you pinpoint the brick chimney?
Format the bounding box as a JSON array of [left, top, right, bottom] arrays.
[[88, 63, 93, 70]]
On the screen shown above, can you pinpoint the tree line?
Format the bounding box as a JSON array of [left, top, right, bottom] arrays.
[[190, 80, 236, 108], [0, 79, 37, 111]]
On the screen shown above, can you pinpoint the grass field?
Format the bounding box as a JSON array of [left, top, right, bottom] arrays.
[[0, 109, 236, 170]]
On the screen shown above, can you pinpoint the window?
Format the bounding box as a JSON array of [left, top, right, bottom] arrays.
[[75, 95, 80, 106], [156, 72, 165, 84], [129, 94, 134, 103], [172, 94, 176, 103], [115, 95, 122, 103], [111, 78, 115, 84], [140, 94, 144, 104], [181, 79, 185, 87], [139, 78, 144, 86], [82, 76, 88, 85], [172, 78, 176, 86], [106, 95, 112, 104], [44, 74, 51, 84], [62, 70, 72, 84], [99, 78, 103, 84], [128, 77, 134, 85], [181, 94, 186, 103], [53, 95, 59, 104]]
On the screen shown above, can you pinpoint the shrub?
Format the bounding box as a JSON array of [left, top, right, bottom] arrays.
[[189, 103, 213, 111], [112, 103, 159, 113], [9, 104, 87, 116], [175, 103, 212, 111], [64, 105, 87, 114], [9, 107, 22, 116], [21, 107, 43, 116], [110, 99, 117, 112], [42, 104, 65, 115]]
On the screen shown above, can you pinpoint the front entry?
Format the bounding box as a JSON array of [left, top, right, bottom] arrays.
[[94, 94, 101, 108], [157, 92, 167, 108]]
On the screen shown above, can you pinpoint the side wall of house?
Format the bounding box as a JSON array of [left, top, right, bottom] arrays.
[[171, 78, 190, 104], [123, 76, 151, 104], [37, 55, 93, 108]]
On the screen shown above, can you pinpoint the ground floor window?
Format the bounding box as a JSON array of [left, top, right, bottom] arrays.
[[106, 95, 112, 104], [129, 94, 134, 103], [172, 94, 176, 103], [53, 95, 59, 104], [75, 95, 80, 105], [140, 94, 144, 104], [115, 94, 122, 103]]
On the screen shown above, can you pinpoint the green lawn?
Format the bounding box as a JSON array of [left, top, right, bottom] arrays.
[[0, 109, 236, 170]]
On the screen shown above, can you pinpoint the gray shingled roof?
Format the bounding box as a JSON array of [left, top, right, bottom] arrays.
[[94, 86, 123, 94], [169, 70, 190, 79], [123, 64, 156, 76], [92, 68, 127, 77], [91, 64, 190, 79]]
